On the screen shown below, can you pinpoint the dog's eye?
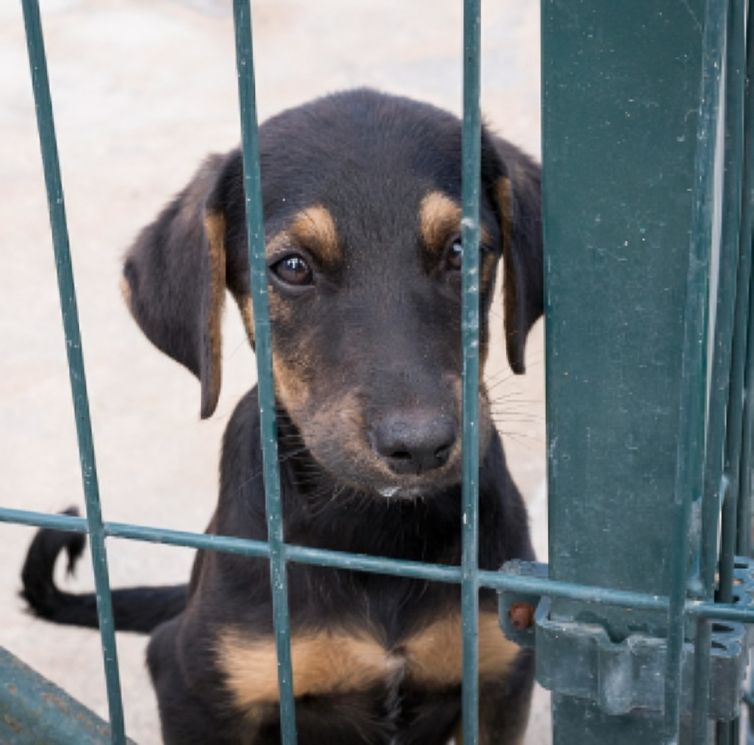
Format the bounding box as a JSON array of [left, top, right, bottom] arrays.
[[445, 239, 493, 272], [446, 240, 463, 271], [271, 254, 313, 286]]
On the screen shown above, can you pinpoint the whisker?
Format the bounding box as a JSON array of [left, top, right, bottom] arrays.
[[491, 413, 545, 423], [496, 430, 545, 444]]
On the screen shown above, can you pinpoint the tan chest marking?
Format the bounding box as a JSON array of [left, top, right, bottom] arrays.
[[218, 629, 402, 710], [217, 612, 519, 711], [404, 611, 520, 686]]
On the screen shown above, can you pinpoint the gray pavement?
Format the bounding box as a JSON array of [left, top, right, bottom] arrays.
[[0, 1, 548, 742]]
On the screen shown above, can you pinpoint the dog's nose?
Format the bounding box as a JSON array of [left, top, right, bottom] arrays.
[[371, 413, 457, 475]]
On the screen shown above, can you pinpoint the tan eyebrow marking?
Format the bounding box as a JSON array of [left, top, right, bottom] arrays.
[[420, 192, 463, 258], [419, 191, 493, 259], [289, 205, 340, 268]]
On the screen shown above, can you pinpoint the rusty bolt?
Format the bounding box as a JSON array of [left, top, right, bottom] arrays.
[[509, 602, 535, 631]]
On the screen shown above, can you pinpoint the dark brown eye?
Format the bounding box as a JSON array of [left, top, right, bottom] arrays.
[[445, 239, 493, 271], [271, 254, 313, 286], [446, 240, 463, 271]]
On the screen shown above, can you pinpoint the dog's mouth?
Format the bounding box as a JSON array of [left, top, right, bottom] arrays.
[[279, 431, 464, 501], [375, 484, 439, 500], [313, 441, 467, 500]]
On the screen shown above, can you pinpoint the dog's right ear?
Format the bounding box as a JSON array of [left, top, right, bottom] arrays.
[[122, 152, 254, 419]]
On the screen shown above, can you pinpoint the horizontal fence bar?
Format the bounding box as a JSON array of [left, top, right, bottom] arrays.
[[9, 505, 754, 623]]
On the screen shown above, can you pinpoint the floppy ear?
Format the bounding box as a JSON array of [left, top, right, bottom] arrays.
[[485, 136, 544, 374], [121, 151, 254, 418]]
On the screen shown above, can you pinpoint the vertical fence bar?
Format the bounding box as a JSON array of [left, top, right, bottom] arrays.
[[736, 0, 754, 561], [739, 280, 754, 559], [693, 0, 744, 740], [716, 19, 753, 737], [720, 0, 749, 602], [740, 253, 754, 745], [664, 0, 726, 739], [714, 56, 754, 745], [231, 2, 297, 743], [691, 618, 714, 745], [460, 0, 482, 743], [700, 0, 745, 602], [19, 2, 126, 743], [718, 0, 749, 611]]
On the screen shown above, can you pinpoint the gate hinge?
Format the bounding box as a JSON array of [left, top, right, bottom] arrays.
[[497, 557, 754, 720]]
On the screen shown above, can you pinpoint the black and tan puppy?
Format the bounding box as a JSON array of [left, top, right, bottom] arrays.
[[21, 89, 543, 745]]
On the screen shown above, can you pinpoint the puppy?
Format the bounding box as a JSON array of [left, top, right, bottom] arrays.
[[21, 89, 543, 745]]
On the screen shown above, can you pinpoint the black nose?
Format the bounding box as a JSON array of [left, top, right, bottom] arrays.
[[371, 412, 457, 475]]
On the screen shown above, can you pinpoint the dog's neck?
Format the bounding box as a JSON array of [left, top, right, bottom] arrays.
[[277, 437, 464, 565]]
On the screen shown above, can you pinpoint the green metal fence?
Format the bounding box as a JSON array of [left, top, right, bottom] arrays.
[[5, 0, 754, 743], [542, 0, 754, 742]]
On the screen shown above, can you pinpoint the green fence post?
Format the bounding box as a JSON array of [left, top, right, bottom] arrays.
[[542, 0, 722, 742]]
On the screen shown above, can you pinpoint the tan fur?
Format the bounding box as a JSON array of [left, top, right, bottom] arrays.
[[218, 628, 402, 709], [265, 228, 293, 259], [420, 192, 462, 255], [420, 188, 501, 371], [236, 294, 255, 345], [480, 251, 498, 295], [497, 177, 519, 366], [203, 210, 227, 413], [272, 354, 311, 413], [267, 292, 290, 326], [479, 249, 498, 373], [300, 390, 406, 486], [290, 206, 340, 268], [218, 611, 518, 712], [496, 177, 513, 250], [405, 611, 519, 686], [419, 191, 492, 258], [120, 275, 133, 315]]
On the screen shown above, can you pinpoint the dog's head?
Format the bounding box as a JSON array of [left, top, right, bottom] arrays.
[[122, 90, 542, 498]]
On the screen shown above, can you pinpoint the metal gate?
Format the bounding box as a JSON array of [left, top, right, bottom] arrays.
[[3, 0, 754, 743]]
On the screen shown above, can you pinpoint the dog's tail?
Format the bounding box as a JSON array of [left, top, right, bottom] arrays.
[[21, 509, 188, 634]]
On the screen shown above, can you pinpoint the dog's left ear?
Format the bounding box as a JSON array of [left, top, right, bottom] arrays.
[[483, 135, 544, 374]]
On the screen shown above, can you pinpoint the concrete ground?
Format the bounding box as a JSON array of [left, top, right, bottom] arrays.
[[0, 1, 548, 742]]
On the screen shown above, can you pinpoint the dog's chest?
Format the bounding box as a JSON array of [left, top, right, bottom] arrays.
[[217, 610, 518, 711]]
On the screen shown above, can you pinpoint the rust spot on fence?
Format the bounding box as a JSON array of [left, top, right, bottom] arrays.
[[509, 602, 535, 630]]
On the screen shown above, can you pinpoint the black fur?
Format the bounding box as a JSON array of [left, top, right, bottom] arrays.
[[21, 89, 542, 744]]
